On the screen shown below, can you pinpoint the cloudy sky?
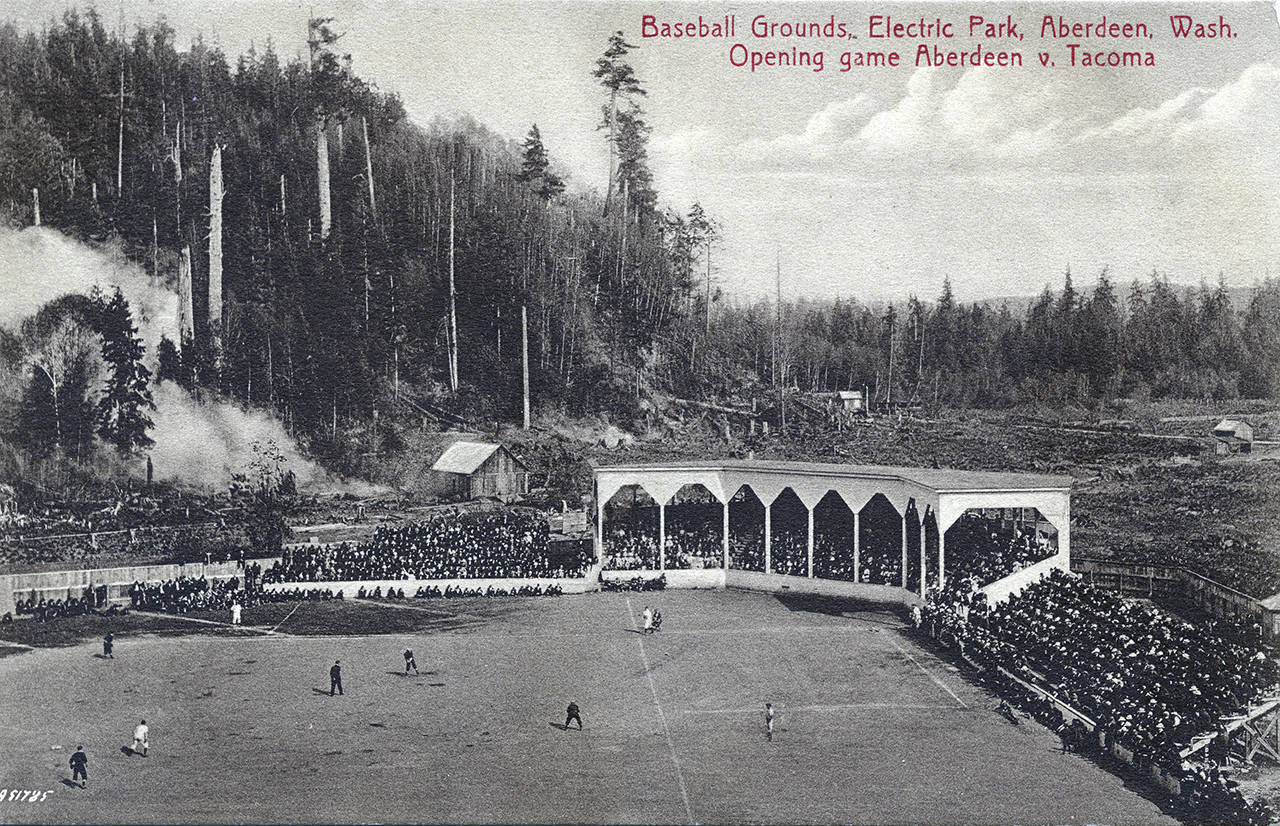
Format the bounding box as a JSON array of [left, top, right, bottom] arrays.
[[8, 0, 1280, 301]]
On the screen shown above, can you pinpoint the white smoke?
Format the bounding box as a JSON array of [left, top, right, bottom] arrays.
[[0, 226, 178, 350], [0, 225, 384, 495]]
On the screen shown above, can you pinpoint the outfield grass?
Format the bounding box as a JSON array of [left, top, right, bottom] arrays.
[[0, 591, 1179, 824]]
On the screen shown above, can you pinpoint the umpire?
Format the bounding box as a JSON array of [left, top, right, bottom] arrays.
[[329, 660, 344, 696]]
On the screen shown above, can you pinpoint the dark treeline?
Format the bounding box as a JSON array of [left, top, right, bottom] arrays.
[[2, 11, 1278, 481], [705, 272, 1280, 409]]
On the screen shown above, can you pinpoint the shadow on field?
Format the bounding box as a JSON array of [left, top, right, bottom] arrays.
[[60, 778, 80, 789], [773, 592, 904, 626], [548, 722, 580, 732]]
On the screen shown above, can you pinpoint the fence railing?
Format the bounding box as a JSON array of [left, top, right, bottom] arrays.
[[1072, 557, 1279, 639]]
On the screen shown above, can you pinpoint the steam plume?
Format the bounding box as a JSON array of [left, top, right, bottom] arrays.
[[0, 226, 383, 495]]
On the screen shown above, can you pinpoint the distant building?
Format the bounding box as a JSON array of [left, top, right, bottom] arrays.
[[430, 441, 529, 501], [835, 390, 866, 413], [1212, 419, 1254, 455]]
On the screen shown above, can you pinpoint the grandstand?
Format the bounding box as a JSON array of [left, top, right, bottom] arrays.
[[595, 460, 1071, 601]]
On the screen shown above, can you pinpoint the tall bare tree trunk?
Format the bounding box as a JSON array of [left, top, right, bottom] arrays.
[[266, 332, 274, 408], [776, 250, 785, 434], [389, 269, 399, 401], [178, 245, 195, 346], [31, 188, 39, 226], [208, 144, 225, 366], [521, 304, 531, 429], [704, 242, 712, 337], [447, 171, 459, 391], [116, 66, 125, 196], [362, 116, 377, 221], [603, 91, 617, 217], [317, 117, 331, 240]]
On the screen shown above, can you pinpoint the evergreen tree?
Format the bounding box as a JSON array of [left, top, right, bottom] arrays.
[[156, 334, 183, 386], [593, 31, 644, 215], [1081, 269, 1123, 397], [93, 287, 155, 452], [516, 124, 563, 201]]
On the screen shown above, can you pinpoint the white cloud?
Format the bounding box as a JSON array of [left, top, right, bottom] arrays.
[[656, 61, 1280, 179]]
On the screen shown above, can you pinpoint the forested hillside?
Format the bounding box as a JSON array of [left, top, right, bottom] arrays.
[[1, 10, 1279, 484]]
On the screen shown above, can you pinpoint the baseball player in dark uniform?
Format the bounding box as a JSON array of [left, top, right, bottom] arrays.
[[330, 660, 343, 695], [565, 701, 582, 730], [69, 746, 88, 788]]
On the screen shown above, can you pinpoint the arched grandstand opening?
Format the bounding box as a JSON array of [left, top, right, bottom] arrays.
[[664, 483, 723, 569], [858, 493, 902, 586], [942, 507, 1058, 589], [602, 485, 659, 570], [923, 507, 940, 591], [728, 485, 765, 572], [770, 488, 808, 576], [813, 491, 855, 581], [905, 499, 922, 594]]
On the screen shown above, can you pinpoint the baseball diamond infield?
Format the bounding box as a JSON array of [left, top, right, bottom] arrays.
[[0, 589, 1179, 824]]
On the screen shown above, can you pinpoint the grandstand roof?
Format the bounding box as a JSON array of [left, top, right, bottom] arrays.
[[432, 441, 502, 475], [594, 459, 1072, 493]]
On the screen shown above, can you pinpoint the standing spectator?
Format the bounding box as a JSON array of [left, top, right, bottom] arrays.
[[230, 602, 242, 626], [330, 661, 344, 696]]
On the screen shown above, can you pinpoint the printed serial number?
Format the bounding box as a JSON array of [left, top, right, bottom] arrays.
[[1, 790, 54, 802]]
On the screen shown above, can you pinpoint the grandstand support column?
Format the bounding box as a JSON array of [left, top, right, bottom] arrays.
[[807, 507, 814, 578], [764, 503, 772, 574], [900, 514, 908, 589], [853, 511, 860, 582], [659, 502, 666, 571], [722, 501, 730, 570], [596, 497, 605, 565], [919, 519, 927, 597], [938, 531, 946, 589]]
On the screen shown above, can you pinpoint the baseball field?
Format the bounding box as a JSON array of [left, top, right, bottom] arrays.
[[0, 589, 1179, 824]]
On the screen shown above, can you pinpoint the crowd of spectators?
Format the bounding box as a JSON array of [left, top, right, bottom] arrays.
[[944, 514, 1054, 589], [729, 526, 765, 572], [769, 534, 807, 576], [601, 573, 667, 592], [14, 590, 113, 621], [662, 526, 724, 570], [922, 569, 1278, 825], [131, 575, 246, 613], [604, 529, 659, 570], [264, 510, 592, 583], [359, 583, 564, 599], [129, 574, 341, 614], [604, 522, 921, 583]]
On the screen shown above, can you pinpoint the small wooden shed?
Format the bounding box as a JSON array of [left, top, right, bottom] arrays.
[[430, 441, 529, 501], [1212, 419, 1254, 455]]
